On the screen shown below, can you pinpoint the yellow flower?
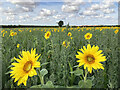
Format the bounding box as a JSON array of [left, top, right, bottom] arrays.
[[114, 30, 119, 34], [71, 37, 73, 40], [14, 32, 17, 35], [76, 44, 106, 73], [10, 32, 15, 37], [62, 28, 65, 32], [44, 31, 51, 39], [10, 48, 41, 86], [17, 44, 20, 48], [29, 30, 32, 32], [68, 32, 72, 37], [1, 29, 5, 33], [62, 41, 70, 48], [3, 33, 5, 37], [84, 33, 92, 40]]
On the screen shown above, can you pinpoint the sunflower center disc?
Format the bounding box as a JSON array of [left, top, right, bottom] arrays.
[[47, 33, 49, 37], [87, 55, 95, 63], [87, 35, 90, 38], [23, 61, 32, 72]]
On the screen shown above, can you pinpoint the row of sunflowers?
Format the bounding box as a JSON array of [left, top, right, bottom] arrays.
[[1, 26, 119, 88]]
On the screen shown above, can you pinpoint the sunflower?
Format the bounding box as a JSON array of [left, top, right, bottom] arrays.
[[17, 44, 20, 48], [76, 44, 106, 73], [84, 33, 92, 40], [44, 31, 51, 39], [68, 32, 72, 36], [62, 41, 70, 48], [10, 32, 15, 37], [114, 30, 119, 34], [10, 48, 41, 86]]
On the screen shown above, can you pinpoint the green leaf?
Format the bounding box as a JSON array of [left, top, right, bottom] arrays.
[[73, 65, 79, 67], [47, 50, 54, 54], [41, 62, 49, 67], [78, 80, 92, 88], [42, 81, 54, 88], [30, 85, 42, 88], [40, 68, 48, 77], [67, 85, 79, 88], [30, 81, 54, 88], [7, 65, 13, 69], [5, 70, 11, 75], [70, 68, 83, 76]]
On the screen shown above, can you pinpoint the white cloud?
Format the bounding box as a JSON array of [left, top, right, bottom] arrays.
[[19, 14, 30, 19], [0, 7, 4, 12], [102, 9, 115, 14], [80, 10, 98, 16], [62, 5, 79, 13], [33, 16, 42, 21], [62, 0, 83, 13], [104, 15, 114, 19], [33, 9, 56, 21], [40, 8, 56, 17], [6, 0, 36, 13], [88, 4, 100, 10], [64, 0, 83, 5], [68, 14, 75, 18], [90, 14, 104, 19], [53, 14, 66, 20], [6, 15, 15, 21], [102, 0, 119, 3], [100, 2, 115, 9], [0, 18, 2, 22], [7, 0, 36, 8]]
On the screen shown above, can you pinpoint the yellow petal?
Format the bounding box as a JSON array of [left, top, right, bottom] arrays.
[[78, 62, 84, 67], [34, 61, 40, 67], [88, 66, 92, 73], [28, 69, 37, 77]]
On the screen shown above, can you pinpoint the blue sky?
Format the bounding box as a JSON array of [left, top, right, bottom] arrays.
[[0, 0, 119, 25]]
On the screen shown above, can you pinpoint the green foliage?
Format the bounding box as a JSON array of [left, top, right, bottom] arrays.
[[1, 27, 119, 88], [30, 81, 54, 88], [70, 68, 83, 76], [78, 80, 92, 88], [40, 69, 48, 77]]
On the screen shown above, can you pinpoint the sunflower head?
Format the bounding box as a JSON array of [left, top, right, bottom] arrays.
[[10, 48, 41, 86], [14, 32, 17, 35], [17, 44, 20, 48], [68, 32, 72, 36], [10, 32, 15, 37], [62, 41, 70, 48], [44, 31, 51, 39], [76, 44, 106, 73], [114, 30, 119, 34], [84, 33, 92, 40]]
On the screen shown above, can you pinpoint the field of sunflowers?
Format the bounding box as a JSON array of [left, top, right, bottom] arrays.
[[1, 26, 120, 88]]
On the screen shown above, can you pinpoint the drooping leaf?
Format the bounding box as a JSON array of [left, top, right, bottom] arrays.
[[41, 62, 49, 67], [78, 80, 92, 88], [40, 68, 48, 77], [42, 81, 54, 88], [70, 68, 83, 76]]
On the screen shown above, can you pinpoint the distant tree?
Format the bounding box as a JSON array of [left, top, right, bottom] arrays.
[[58, 20, 64, 27]]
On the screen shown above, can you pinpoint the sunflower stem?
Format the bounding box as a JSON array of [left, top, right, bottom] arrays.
[[38, 69, 44, 85], [84, 69, 88, 81], [87, 40, 90, 44]]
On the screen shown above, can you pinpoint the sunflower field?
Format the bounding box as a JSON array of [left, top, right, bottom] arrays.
[[1, 26, 120, 88]]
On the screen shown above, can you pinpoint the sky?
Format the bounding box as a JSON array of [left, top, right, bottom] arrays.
[[0, 0, 119, 26]]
